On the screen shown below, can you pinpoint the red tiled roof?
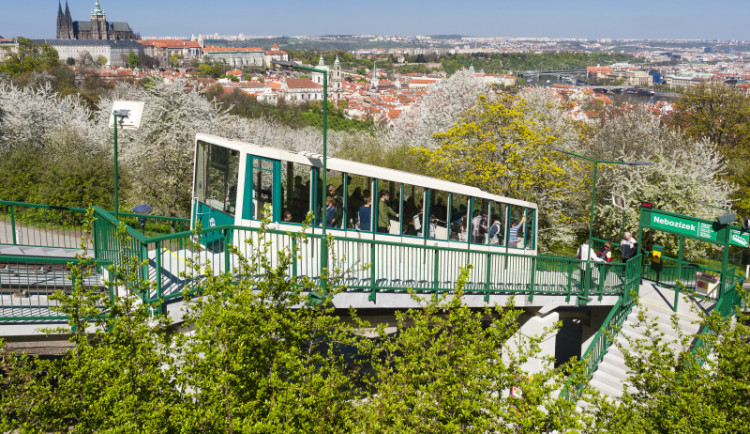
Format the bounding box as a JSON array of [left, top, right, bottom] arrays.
[[140, 39, 201, 49], [203, 46, 263, 52], [285, 78, 322, 89]]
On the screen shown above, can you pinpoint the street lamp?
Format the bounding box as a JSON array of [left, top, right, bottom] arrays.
[[272, 60, 329, 291], [546, 145, 652, 245], [110, 101, 145, 219]]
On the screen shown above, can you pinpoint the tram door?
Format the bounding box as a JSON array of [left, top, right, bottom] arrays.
[[193, 141, 240, 250], [242, 156, 281, 223]]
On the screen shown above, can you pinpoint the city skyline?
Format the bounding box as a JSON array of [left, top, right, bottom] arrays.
[[1, 0, 749, 41]]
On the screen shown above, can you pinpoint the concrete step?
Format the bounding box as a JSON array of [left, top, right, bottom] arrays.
[[589, 376, 624, 398], [595, 358, 627, 380]]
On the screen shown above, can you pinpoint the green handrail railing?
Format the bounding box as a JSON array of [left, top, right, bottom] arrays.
[[1, 202, 633, 322], [0, 200, 189, 252], [562, 253, 642, 401]]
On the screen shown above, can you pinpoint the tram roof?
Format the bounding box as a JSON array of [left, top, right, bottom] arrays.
[[196, 133, 537, 210]]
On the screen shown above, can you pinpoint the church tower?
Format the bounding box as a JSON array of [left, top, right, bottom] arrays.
[[64, 1, 74, 39], [331, 55, 343, 100], [56, 1, 74, 39], [56, 1, 66, 39], [91, 0, 108, 40]]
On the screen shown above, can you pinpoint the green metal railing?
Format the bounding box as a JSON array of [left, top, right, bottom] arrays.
[[0, 256, 113, 322], [563, 253, 642, 401], [0, 200, 189, 252], [0, 202, 632, 322], [89, 206, 631, 307]]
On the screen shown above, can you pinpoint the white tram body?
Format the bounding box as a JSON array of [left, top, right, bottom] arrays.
[[191, 134, 539, 287]]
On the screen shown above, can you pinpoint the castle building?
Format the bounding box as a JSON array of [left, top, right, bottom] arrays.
[[56, 0, 138, 41]]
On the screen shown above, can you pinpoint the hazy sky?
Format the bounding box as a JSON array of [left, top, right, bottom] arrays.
[[1, 0, 747, 40]]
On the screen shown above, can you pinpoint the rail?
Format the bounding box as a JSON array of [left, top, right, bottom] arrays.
[[89, 206, 630, 308], [563, 253, 642, 401], [0, 200, 189, 252]]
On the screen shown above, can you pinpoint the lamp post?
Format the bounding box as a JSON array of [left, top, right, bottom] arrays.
[[110, 101, 145, 220], [272, 60, 329, 291], [546, 146, 652, 246]]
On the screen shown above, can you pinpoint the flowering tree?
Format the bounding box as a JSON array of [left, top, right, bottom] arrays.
[[417, 93, 587, 248], [583, 108, 734, 256], [386, 69, 486, 150]]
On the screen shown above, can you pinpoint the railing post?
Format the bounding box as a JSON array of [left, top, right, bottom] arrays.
[[528, 256, 536, 302], [10, 205, 17, 245], [140, 241, 149, 304], [484, 253, 492, 303], [291, 236, 298, 285], [155, 240, 163, 314], [433, 248, 440, 299], [368, 242, 376, 302], [224, 228, 231, 274]]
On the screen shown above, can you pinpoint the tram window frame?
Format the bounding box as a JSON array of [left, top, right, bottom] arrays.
[[280, 161, 312, 225], [322, 170, 346, 230], [470, 198, 491, 245], [347, 174, 372, 231], [401, 184, 426, 238], [375, 180, 400, 235], [488, 202, 508, 246], [243, 156, 278, 222], [428, 189, 450, 241], [507, 205, 527, 249], [449, 194, 470, 243], [195, 141, 240, 218], [525, 208, 537, 250]]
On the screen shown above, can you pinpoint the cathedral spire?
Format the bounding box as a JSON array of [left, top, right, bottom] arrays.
[[92, 0, 104, 16]]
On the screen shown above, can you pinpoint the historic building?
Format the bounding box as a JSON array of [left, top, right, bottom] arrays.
[[56, 0, 138, 41]]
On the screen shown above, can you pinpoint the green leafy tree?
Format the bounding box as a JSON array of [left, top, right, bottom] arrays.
[[169, 52, 183, 68], [96, 55, 107, 67], [127, 51, 139, 68], [354, 269, 586, 433], [417, 93, 585, 248], [0, 216, 178, 432], [668, 84, 750, 215], [0, 37, 59, 75]]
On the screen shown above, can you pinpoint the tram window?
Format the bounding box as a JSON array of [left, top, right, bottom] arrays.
[[489, 202, 508, 246], [250, 158, 274, 220], [320, 170, 344, 229], [402, 185, 425, 237], [347, 174, 371, 231], [525, 208, 536, 250], [509, 206, 526, 249], [470, 198, 490, 245], [376, 180, 400, 235], [281, 161, 311, 223], [195, 141, 240, 217], [449, 194, 469, 242], [429, 190, 449, 240]]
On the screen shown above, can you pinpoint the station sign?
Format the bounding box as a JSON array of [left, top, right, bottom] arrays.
[[730, 229, 749, 248], [650, 213, 718, 242]]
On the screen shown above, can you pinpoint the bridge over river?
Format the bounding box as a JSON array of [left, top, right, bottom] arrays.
[[0, 199, 744, 401]]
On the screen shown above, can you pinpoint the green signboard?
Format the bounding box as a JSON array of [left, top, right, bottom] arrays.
[[730, 229, 749, 248], [650, 213, 718, 242]]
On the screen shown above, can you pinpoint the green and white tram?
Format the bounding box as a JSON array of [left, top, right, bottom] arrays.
[[191, 133, 538, 256]]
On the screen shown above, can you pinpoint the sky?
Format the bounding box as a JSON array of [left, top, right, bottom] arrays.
[[1, 0, 748, 41]]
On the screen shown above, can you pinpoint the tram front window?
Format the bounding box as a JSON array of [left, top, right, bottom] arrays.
[[194, 141, 240, 217]]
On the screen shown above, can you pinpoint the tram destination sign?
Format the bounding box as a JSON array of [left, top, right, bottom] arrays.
[[730, 229, 750, 248], [650, 214, 718, 242]]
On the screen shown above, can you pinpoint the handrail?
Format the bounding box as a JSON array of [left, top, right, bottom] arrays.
[[563, 253, 642, 401], [0, 200, 189, 223]]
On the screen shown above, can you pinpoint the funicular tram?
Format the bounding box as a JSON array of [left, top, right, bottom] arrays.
[[191, 134, 539, 292]]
